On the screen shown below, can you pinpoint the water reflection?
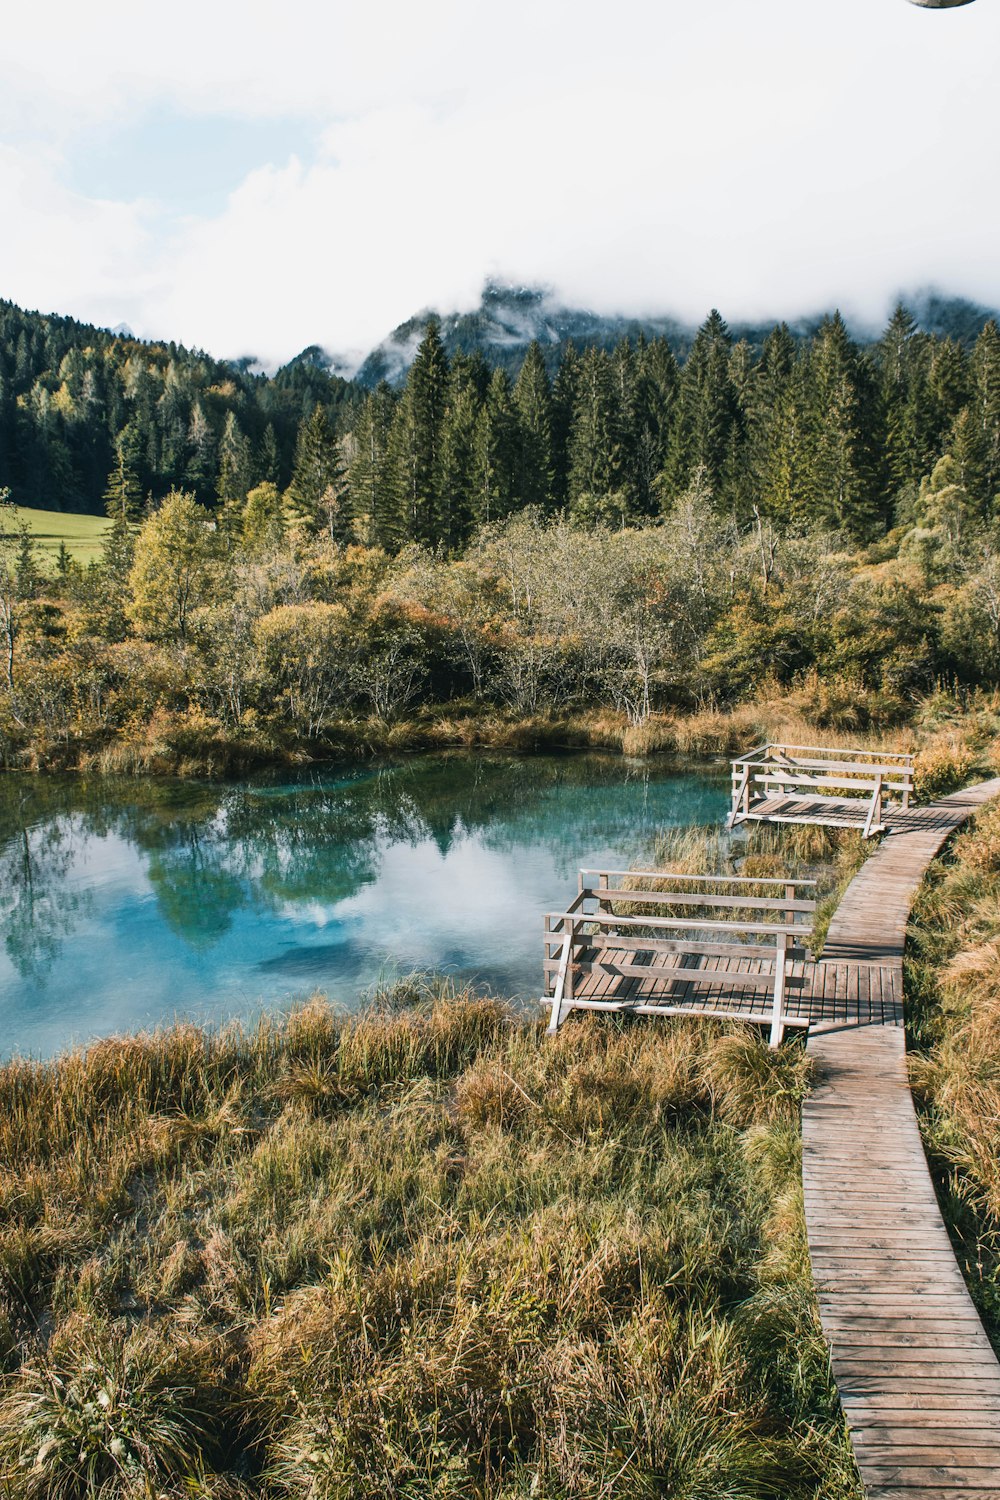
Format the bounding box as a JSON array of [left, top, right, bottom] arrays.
[[0, 755, 727, 1057]]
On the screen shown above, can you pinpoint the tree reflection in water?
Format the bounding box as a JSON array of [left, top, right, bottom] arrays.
[[0, 755, 727, 1056]]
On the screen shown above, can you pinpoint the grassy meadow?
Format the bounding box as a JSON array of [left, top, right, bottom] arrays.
[[8, 505, 110, 567], [0, 983, 865, 1499]]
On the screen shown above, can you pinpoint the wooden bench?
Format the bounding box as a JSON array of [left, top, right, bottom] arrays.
[[542, 870, 817, 1046], [728, 742, 914, 838]]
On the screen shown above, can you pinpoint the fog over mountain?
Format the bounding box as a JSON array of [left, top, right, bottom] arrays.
[[282, 282, 1000, 389]]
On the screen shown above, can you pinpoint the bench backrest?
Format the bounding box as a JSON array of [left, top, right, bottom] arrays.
[[732, 743, 914, 798]]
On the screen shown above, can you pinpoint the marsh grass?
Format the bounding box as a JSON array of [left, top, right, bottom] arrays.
[[643, 821, 869, 958], [37, 685, 1000, 780], [0, 988, 861, 1498], [906, 796, 1000, 1342]]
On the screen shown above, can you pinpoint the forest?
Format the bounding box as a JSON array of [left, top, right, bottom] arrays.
[[2, 299, 1000, 771]]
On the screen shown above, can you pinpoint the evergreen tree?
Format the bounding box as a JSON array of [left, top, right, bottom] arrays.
[[929, 339, 972, 457], [568, 348, 625, 521], [550, 344, 580, 510], [99, 426, 144, 640], [971, 320, 1000, 507], [387, 320, 449, 547], [666, 310, 740, 508], [513, 342, 554, 510], [745, 324, 800, 522], [472, 369, 518, 524], [102, 424, 143, 527], [348, 386, 399, 549], [436, 374, 479, 552], [799, 314, 880, 540], [633, 337, 679, 515], [286, 406, 346, 536], [947, 406, 987, 509], [185, 401, 216, 500], [259, 423, 281, 487], [216, 411, 255, 509]]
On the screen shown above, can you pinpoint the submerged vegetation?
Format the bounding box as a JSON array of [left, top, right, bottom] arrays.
[[0, 986, 863, 1498]]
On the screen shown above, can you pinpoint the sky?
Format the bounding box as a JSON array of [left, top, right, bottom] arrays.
[[0, 0, 997, 370]]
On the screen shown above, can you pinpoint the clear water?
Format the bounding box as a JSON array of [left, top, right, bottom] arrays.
[[0, 755, 726, 1058]]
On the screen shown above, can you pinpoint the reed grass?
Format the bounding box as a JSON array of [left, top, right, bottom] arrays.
[[906, 796, 1000, 1343], [31, 684, 1000, 780], [643, 821, 870, 957], [0, 987, 862, 1498]]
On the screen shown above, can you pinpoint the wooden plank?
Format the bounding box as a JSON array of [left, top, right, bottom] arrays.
[[581, 888, 817, 914], [801, 778, 1000, 1499], [580, 867, 818, 888], [544, 910, 807, 936]]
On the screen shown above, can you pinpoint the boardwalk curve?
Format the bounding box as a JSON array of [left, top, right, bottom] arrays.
[[803, 779, 1000, 1500]]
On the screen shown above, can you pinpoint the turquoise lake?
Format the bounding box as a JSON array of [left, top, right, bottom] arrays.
[[0, 755, 727, 1058]]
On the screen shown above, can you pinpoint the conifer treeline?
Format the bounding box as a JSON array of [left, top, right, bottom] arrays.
[[331, 309, 1000, 551], [0, 300, 355, 513], [5, 294, 1000, 547]]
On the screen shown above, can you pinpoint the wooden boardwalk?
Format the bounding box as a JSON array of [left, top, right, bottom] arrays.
[[744, 795, 966, 840], [803, 779, 1000, 1500]]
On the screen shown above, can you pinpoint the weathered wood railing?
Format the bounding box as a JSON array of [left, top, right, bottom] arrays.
[[543, 871, 817, 1046], [728, 742, 914, 838]]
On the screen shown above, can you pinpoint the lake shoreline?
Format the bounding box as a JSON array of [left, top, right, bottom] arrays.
[[4, 689, 991, 783]]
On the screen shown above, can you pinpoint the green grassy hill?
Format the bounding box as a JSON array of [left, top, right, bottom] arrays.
[[11, 505, 110, 566]]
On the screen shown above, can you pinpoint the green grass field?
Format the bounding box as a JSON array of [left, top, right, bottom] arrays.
[[9, 505, 110, 566]]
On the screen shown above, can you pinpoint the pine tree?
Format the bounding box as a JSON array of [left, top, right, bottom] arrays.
[[947, 406, 987, 509], [550, 344, 580, 510], [745, 324, 800, 522], [472, 369, 518, 524], [436, 375, 479, 553], [929, 339, 972, 457], [259, 423, 281, 487], [216, 411, 255, 508], [185, 401, 216, 500], [633, 338, 679, 516], [348, 386, 399, 549], [103, 424, 143, 527], [876, 304, 936, 496], [100, 426, 144, 640], [286, 406, 346, 536], [513, 342, 554, 510], [387, 320, 449, 547], [799, 314, 881, 540], [971, 320, 1000, 507], [666, 310, 740, 507], [567, 348, 625, 522]]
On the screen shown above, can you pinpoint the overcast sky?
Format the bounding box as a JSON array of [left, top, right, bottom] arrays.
[[1, 0, 996, 368]]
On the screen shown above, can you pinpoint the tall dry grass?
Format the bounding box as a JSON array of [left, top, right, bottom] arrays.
[[907, 796, 1000, 1340], [0, 987, 861, 1498]]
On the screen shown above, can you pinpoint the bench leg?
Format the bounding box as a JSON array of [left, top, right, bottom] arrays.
[[769, 937, 787, 1049]]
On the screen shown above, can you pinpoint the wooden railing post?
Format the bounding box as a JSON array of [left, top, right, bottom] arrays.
[[863, 774, 883, 840], [784, 882, 796, 932], [547, 918, 576, 1034], [769, 929, 788, 1048], [728, 763, 750, 828]]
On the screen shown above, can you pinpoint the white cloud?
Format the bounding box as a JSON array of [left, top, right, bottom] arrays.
[[0, 144, 156, 324], [1, 0, 998, 364]]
